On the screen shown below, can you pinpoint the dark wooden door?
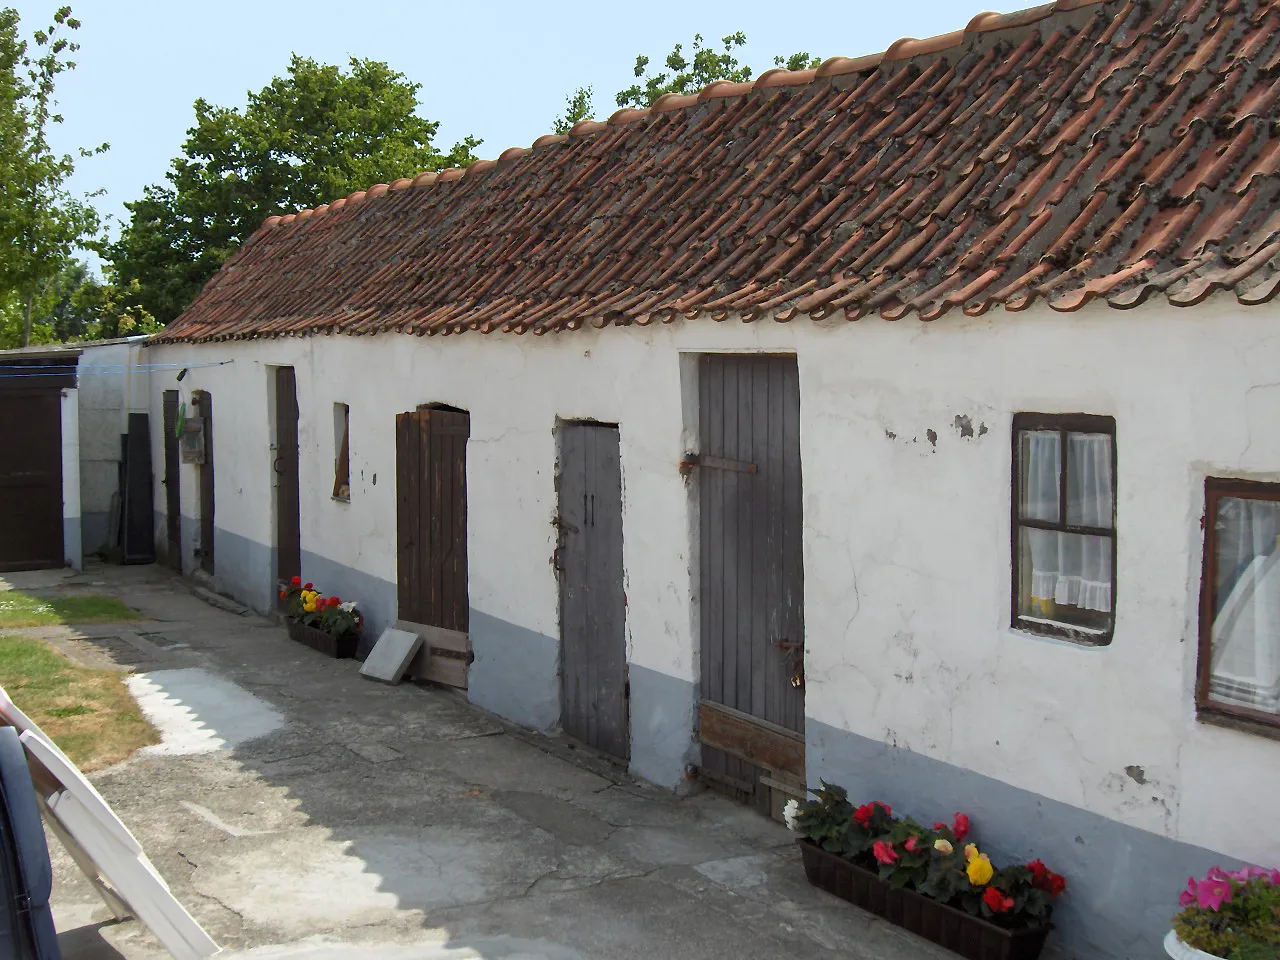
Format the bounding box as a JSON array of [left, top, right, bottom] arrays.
[[396, 407, 469, 632], [0, 390, 63, 572], [162, 390, 182, 570], [121, 413, 155, 564], [274, 368, 301, 592], [557, 422, 628, 761], [194, 391, 215, 574], [696, 355, 805, 808]]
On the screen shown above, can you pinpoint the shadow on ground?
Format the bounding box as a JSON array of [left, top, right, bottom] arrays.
[[13, 564, 967, 960]]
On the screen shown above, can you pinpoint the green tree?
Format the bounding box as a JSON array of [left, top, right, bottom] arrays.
[[615, 32, 820, 108], [109, 55, 481, 324], [0, 6, 106, 346], [553, 85, 595, 134]]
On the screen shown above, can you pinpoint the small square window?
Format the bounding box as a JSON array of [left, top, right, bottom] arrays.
[[333, 403, 350, 501], [1199, 479, 1280, 733], [1012, 414, 1117, 643]]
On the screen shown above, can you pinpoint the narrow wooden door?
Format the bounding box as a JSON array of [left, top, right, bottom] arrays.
[[696, 355, 805, 809], [274, 368, 301, 592], [558, 423, 628, 761], [0, 389, 63, 571], [396, 407, 469, 632], [162, 390, 182, 571], [194, 391, 215, 574]]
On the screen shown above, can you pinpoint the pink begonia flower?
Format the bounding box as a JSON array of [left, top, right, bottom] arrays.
[[1178, 877, 1197, 908], [905, 835, 921, 853], [1196, 876, 1233, 911]]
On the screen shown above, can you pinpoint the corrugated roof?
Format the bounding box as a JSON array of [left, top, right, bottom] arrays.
[[156, 0, 1280, 343]]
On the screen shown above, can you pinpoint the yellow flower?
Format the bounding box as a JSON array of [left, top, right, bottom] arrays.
[[934, 838, 953, 855], [966, 854, 994, 886], [303, 599, 316, 612], [964, 843, 979, 862]]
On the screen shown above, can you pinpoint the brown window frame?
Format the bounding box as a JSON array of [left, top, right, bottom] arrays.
[[1198, 477, 1280, 738], [1011, 413, 1118, 645]]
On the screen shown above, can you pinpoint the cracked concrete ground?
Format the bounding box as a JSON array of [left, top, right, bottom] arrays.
[[6, 564, 952, 960]]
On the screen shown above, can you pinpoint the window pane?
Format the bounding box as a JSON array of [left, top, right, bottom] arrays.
[[1208, 497, 1280, 716], [1019, 430, 1060, 522], [1066, 432, 1113, 528], [1018, 527, 1113, 631]]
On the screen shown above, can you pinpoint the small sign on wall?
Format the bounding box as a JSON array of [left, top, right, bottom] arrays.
[[180, 418, 206, 464]]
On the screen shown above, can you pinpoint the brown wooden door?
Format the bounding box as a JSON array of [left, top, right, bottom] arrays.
[[162, 390, 182, 571], [558, 422, 628, 762], [274, 368, 301, 592], [396, 407, 469, 632], [0, 389, 63, 572], [193, 391, 215, 574], [696, 355, 805, 809]]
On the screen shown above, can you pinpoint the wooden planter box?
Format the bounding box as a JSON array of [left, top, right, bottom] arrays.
[[286, 617, 358, 659], [798, 840, 1052, 960]]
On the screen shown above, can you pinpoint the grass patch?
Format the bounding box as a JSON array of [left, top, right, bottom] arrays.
[[0, 636, 158, 770], [0, 590, 140, 628]]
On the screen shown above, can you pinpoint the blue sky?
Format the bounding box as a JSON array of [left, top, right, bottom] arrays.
[[14, 0, 1022, 265]]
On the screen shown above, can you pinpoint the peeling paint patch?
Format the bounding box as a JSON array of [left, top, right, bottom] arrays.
[[978, 422, 989, 437], [1125, 765, 1147, 785], [885, 429, 897, 440], [926, 429, 938, 447], [953, 415, 975, 439]]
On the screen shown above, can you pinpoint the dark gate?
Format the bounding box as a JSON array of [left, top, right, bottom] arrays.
[[396, 406, 471, 686], [557, 422, 628, 761], [120, 413, 155, 564], [0, 388, 64, 572], [274, 368, 301, 593], [695, 354, 805, 811], [162, 390, 182, 570], [193, 390, 215, 574]]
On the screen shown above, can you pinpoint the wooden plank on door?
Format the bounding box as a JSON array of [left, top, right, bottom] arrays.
[[558, 422, 628, 761], [698, 700, 804, 779]]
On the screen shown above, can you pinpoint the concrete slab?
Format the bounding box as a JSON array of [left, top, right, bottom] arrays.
[[126, 668, 283, 755], [360, 628, 422, 684]]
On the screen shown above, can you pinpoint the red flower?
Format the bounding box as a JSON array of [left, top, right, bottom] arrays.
[[315, 597, 328, 610], [1046, 873, 1066, 897], [872, 841, 899, 865], [905, 835, 921, 853], [290, 576, 301, 587], [952, 813, 971, 842], [933, 821, 948, 833], [853, 801, 891, 827], [1028, 860, 1048, 885], [983, 887, 1014, 914], [279, 590, 286, 599], [328, 596, 340, 606], [304, 582, 314, 591]]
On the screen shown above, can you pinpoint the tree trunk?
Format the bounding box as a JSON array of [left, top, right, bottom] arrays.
[[22, 291, 33, 348]]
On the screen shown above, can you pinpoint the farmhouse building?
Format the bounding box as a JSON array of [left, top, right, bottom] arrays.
[[149, 0, 1280, 955]]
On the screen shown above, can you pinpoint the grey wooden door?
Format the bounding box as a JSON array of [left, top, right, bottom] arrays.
[[194, 391, 215, 574], [0, 389, 63, 572], [162, 390, 182, 571], [697, 355, 805, 806], [274, 368, 301, 593], [558, 422, 628, 762]]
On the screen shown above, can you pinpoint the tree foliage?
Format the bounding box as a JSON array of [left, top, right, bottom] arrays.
[[109, 55, 481, 324], [553, 85, 595, 134], [615, 32, 820, 108], [0, 6, 106, 345]]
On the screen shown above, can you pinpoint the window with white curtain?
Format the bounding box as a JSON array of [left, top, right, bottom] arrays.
[[1012, 414, 1116, 643], [1200, 479, 1280, 731]]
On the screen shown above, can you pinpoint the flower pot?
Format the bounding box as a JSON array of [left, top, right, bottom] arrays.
[[285, 617, 358, 659], [798, 840, 1053, 960], [1163, 931, 1221, 960]]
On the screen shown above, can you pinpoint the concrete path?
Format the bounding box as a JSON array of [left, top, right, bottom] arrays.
[[6, 564, 950, 960]]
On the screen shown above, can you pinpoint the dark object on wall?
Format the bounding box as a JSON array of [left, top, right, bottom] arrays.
[[695, 354, 805, 813], [0, 726, 61, 960], [120, 413, 155, 565], [798, 840, 1052, 960], [162, 391, 182, 571], [286, 618, 357, 659], [396, 406, 470, 686], [274, 368, 301, 596], [557, 421, 628, 763]]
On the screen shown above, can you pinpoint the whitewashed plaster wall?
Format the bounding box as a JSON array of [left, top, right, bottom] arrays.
[[149, 295, 1280, 867], [60, 386, 81, 569]]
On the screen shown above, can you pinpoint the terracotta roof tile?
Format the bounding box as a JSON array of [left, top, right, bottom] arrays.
[[156, 0, 1280, 343]]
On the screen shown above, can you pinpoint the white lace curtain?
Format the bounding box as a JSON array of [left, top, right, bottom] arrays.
[[1210, 497, 1280, 714], [1020, 431, 1113, 614]]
